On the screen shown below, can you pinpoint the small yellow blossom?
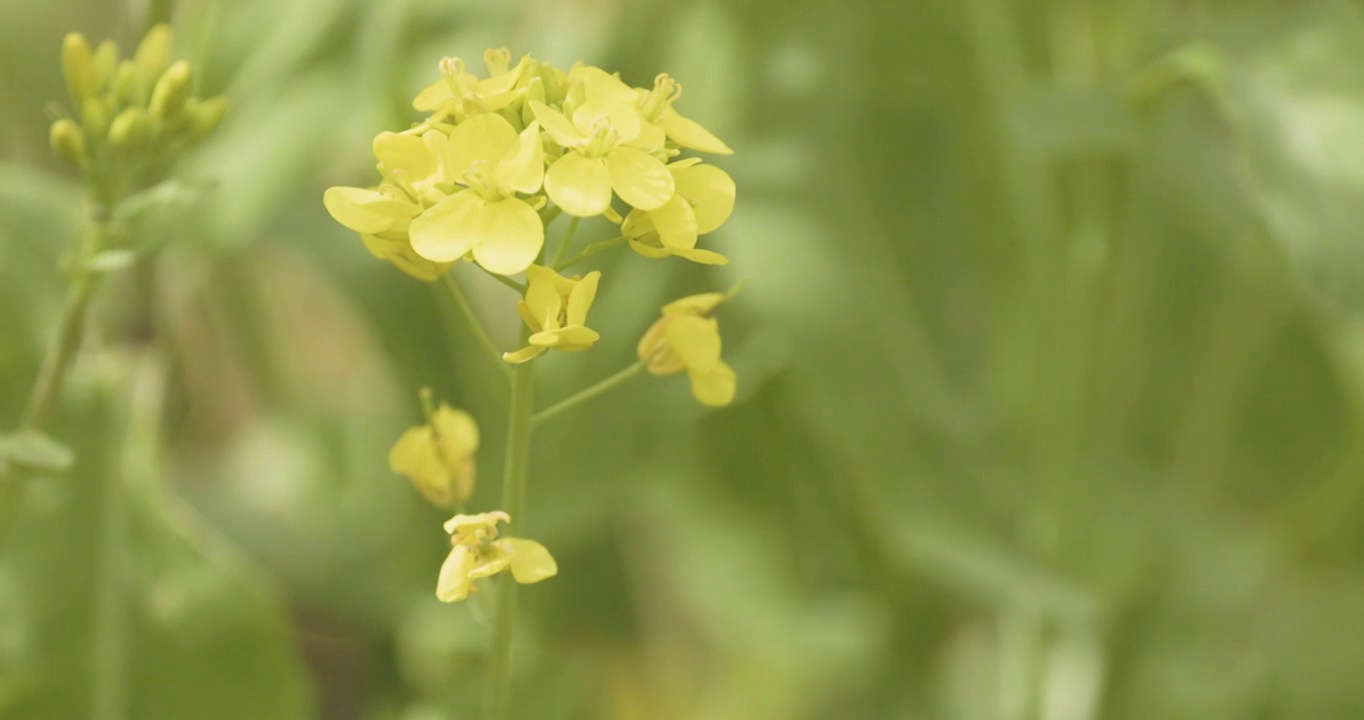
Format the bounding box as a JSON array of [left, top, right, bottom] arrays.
[[637, 293, 736, 407], [622, 159, 736, 264], [635, 73, 733, 156], [409, 113, 546, 275], [531, 65, 675, 216], [504, 265, 602, 363], [389, 404, 480, 508], [437, 511, 557, 603]]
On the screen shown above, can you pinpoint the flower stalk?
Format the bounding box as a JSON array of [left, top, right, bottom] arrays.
[[531, 360, 646, 427]]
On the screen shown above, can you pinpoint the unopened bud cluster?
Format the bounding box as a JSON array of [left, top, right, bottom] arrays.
[[50, 25, 226, 189]]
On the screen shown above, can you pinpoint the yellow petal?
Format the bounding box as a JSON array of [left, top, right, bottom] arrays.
[[387, 245, 455, 282], [529, 325, 600, 349], [467, 549, 513, 579], [565, 270, 600, 327], [545, 153, 612, 217], [472, 199, 544, 275], [431, 405, 479, 461], [570, 65, 638, 106], [359, 233, 396, 259], [673, 163, 736, 234], [323, 186, 415, 234], [522, 265, 565, 332], [410, 190, 483, 262], [664, 315, 723, 370], [663, 292, 726, 317], [661, 110, 733, 155], [649, 194, 698, 250], [688, 361, 737, 407], [502, 538, 558, 584], [373, 131, 435, 180], [446, 112, 518, 178], [495, 121, 545, 195], [628, 236, 672, 259], [572, 99, 642, 143], [674, 247, 729, 265], [606, 148, 674, 211], [413, 78, 451, 111], [436, 545, 476, 602], [502, 345, 547, 364], [530, 100, 585, 147], [625, 121, 667, 153]]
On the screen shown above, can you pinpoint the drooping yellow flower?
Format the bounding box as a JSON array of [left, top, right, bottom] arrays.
[[389, 403, 480, 508], [504, 265, 602, 363], [531, 69, 674, 217], [409, 113, 546, 275], [436, 511, 557, 603], [635, 73, 733, 156], [637, 293, 736, 407], [621, 159, 736, 264]]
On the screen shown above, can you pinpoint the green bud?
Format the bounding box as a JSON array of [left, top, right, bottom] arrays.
[[149, 61, 192, 121], [50, 118, 85, 164], [93, 40, 119, 91], [108, 107, 153, 155], [113, 61, 141, 108], [186, 96, 228, 141], [80, 98, 109, 140], [521, 76, 545, 127], [61, 33, 98, 104], [133, 24, 173, 95]]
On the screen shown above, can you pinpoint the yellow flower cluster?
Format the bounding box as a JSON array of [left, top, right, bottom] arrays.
[[323, 50, 736, 281], [49, 25, 226, 186]]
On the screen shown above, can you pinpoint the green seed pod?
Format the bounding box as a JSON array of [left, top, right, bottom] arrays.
[[133, 24, 173, 96], [50, 118, 85, 164], [108, 107, 153, 155], [61, 33, 98, 104], [186, 96, 228, 141], [149, 61, 192, 121], [92, 40, 119, 92], [80, 98, 109, 140]]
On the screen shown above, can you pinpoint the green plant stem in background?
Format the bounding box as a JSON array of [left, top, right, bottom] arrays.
[[551, 216, 580, 268], [0, 212, 111, 549], [531, 360, 645, 427], [554, 235, 625, 272], [441, 274, 512, 379], [477, 265, 527, 294], [487, 357, 534, 720]]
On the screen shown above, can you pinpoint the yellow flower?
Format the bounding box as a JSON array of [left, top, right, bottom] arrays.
[[621, 159, 735, 264], [413, 50, 528, 122], [436, 511, 557, 603], [409, 113, 546, 275], [389, 404, 480, 508], [635, 73, 733, 156], [531, 69, 674, 216], [637, 293, 736, 407], [504, 265, 602, 363], [323, 182, 453, 281]]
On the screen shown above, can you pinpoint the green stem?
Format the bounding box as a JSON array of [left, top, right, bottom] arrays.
[[551, 217, 580, 268], [476, 265, 527, 294], [487, 358, 534, 720], [531, 360, 645, 427], [0, 213, 109, 549], [553, 235, 626, 272], [441, 274, 512, 378]]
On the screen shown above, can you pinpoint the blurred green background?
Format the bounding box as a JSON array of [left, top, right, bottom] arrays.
[[4, 0, 1364, 718]]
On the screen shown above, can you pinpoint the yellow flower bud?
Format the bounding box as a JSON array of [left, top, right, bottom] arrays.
[[61, 33, 98, 104], [49, 119, 85, 164], [80, 98, 109, 140], [92, 40, 119, 90], [186, 96, 228, 141], [149, 61, 192, 121], [133, 24, 173, 94], [112, 61, 141, 108], [108, 107, 153, 154]]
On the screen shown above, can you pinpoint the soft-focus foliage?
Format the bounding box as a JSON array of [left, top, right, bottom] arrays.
[[4, 1, 1364, 719]]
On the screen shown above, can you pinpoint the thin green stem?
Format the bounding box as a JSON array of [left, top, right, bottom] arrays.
[[531, 360, 646, 427], [554, 235, 626, 272], [476, 265, 527, 294], [440, 274, 512, 379], [487, 358, 534, 720], [552, 217, 581, 268], [0, 212, 110, 549]]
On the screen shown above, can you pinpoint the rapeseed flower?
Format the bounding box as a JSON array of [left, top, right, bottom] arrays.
[[621, 159, 736, 264], [389, 403, 480, 508], [504, 265, 602, 363], [437, 511, 557, 603], [637, 293, 736, 407]]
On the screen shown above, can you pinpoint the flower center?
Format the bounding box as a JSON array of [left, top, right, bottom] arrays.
[[462, 159, 507, 201]]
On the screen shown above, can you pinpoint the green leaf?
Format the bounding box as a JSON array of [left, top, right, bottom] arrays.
[[0, 432, 75, 473]]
